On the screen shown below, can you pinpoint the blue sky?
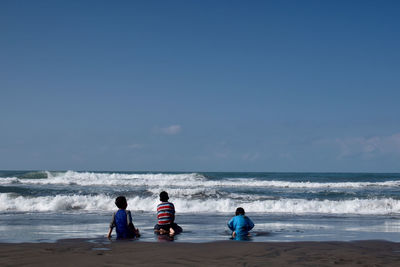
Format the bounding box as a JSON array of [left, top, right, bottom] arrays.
[[1, 0, 400, 172]]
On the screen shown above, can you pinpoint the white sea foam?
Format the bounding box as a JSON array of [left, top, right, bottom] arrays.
[[0, 171, 399, 189], [0, 177, 20, 185], [1, 193, 400, 215], [0, 194, 155, 212]]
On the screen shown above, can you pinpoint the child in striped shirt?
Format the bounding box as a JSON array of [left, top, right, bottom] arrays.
[[154, 191, 182, 236]]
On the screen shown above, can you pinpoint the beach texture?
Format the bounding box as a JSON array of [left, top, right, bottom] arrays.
[[1, 240, 400, 266]]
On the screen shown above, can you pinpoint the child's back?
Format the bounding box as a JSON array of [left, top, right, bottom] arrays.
[[107, 196, 139, 239], [228, 214, 254, 236], [112, 209, 133, 239], [157, 201, 175, 225], [154, 191, 182, 236], [227, 207, 254, 237]]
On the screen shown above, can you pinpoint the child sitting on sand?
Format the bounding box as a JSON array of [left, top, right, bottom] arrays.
[[154, 191, 182, 236], [228, 207, 254, 239], [107, 196, 140, 239]]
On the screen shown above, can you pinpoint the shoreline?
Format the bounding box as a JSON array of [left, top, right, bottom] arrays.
[[1, 239, 400, 266]]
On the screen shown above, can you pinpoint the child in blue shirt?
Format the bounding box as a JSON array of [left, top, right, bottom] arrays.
[[227, 207, 254, 239], [107, 196, 140, 239]]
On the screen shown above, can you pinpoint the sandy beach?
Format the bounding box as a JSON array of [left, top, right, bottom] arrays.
[[1, 239, 400, 267]]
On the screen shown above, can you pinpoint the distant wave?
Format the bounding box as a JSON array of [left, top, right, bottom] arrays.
[[1, 193, 400, 215], [1, 171, 400, 188], [0, 177, 20, 185]]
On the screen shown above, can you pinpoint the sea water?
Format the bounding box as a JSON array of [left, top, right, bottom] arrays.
[[1, 171, 400, 243]]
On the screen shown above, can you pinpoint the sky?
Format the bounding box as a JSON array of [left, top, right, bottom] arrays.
[[1, 0, 400, 172]]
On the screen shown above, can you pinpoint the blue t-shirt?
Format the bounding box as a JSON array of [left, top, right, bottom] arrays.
[[110, 209, 134, 239], [227, 215, 255, 236]]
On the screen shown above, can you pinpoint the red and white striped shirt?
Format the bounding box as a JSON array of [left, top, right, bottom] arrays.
[[157, 202, 175, 225]]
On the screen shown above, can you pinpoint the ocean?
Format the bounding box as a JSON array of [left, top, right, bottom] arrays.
[[1, 171, 400, 243]]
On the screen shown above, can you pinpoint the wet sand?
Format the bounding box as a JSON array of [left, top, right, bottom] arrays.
[[1, 239, 400, 266]]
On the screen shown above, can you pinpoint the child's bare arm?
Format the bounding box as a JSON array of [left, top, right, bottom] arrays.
[[108, 212, 116, 239], [107, 228, 113, 239]]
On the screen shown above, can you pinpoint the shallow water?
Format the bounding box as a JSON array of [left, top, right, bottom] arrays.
[[1, 211, 400, 243]]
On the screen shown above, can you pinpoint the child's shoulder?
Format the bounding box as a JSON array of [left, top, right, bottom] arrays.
[[244, 216, 254, 223], [159, 201, 174, 205], [116, 209, 129, 214]]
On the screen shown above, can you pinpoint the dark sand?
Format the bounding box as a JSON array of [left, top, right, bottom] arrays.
[[1, 240, 400, 266]]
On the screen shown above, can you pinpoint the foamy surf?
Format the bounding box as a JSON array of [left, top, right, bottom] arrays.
[[1, 193, 400, 215], [1, 171, 399, 188]]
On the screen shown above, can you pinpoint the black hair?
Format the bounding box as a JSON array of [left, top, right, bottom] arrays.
[[115, 196, 127, 209], [235, 207, 245, 216], [159, 191, 169, 202]]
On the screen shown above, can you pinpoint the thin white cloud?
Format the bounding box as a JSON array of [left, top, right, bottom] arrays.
[[242, 152, 260, 161], [160, 125, 182, 135], [333, 133, 400, 159], [278, 152, 293, 160], [128, 144, 143, 149], [215, 151, 229, 159]]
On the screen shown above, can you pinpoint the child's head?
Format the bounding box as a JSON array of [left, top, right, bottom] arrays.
[[235, 207, 245, 216], [115, 196, 128, 209], [159, 191, 169, 202]]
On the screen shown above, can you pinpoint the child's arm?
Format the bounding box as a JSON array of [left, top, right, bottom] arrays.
[[227, 217, 235, 231], [107, 228, 113, 239], [246, 216, 255, 231], [108, 212, 116, 239], [171, 203, 176, 223], [127, 210, 140, 237]]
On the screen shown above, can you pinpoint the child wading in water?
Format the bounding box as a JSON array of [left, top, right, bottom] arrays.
[[107, 196, 140, 239], [154, 191, 182, 237], [228, 207, 254, 239]]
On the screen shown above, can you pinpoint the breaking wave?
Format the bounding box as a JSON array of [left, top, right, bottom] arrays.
[[1, 193, 400, 215], [1, 171, 400, 188]]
